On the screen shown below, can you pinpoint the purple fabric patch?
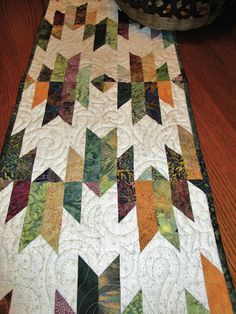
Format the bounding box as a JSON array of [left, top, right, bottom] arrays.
[[118, 180, 136, 222], [85, 182, 100, 197], [0, 290, 13, 314], [6, 181, 31, 223], [59, 101, 74, 125], [171, 179, 194, 221], [64, 54, 81, 82], [35, 168, 62, 182], [53, 11, 65, 25], [55, 290, 75, 314]]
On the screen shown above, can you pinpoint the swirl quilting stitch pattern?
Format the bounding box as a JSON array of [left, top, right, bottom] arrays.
[[0, 0, 235, 313]]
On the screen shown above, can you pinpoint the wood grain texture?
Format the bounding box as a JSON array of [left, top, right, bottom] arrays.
[[0, 0, 47, 148], [0, 0, 235, 289], [177, 2, 236, 289]]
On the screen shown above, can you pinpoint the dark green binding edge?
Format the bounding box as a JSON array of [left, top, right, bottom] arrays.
[[0, 1, 235, 312], [174, 35, 236, 311]]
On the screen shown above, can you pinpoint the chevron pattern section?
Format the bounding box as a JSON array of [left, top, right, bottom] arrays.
[[0, 0, 234, 313]]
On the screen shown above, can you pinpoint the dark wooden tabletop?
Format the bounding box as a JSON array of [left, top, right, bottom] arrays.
[[0, 0, 235, 289]]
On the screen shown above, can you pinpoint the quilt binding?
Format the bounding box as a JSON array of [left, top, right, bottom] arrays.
[[0, 0, 235, 311]]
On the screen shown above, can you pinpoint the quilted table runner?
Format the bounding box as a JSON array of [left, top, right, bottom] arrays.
[[0, 0, 235, 313]]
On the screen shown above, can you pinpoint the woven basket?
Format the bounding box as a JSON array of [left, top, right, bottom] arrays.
[[114, 0, 230, 31]]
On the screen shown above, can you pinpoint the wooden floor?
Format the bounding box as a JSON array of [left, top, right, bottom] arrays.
[[0, 1, 235, 289]]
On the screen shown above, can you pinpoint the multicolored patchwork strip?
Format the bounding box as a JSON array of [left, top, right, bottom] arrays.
[[0, 0, 235, 313]]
